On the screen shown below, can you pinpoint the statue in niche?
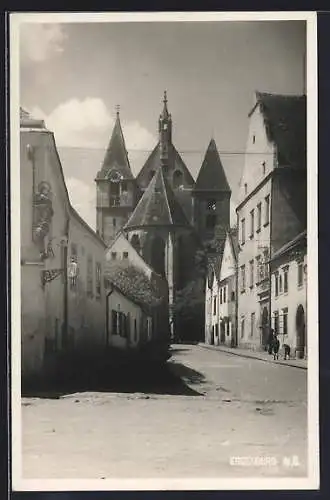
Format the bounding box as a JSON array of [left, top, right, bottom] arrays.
[[33, 181, 54, 258]]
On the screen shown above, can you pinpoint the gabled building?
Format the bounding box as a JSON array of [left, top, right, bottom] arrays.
[[205, 229, 238, 347], [236, 91, 306, 350]]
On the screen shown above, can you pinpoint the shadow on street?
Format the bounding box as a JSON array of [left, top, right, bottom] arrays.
[[22, 360, 205, 399]]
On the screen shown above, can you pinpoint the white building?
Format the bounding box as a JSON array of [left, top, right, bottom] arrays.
[[236, 91, 306, 351], [270, 231, 307, 358]]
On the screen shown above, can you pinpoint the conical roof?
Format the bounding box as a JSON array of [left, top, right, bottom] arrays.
[[97, 112, 133, 180], [124, 167, 191, 230], [194, 139, 231, 192]]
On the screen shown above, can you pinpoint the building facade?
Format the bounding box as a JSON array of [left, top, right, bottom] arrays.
[[20, 109, 107, 384], [270, 231, 307, 358], [236, 92, 306, 351], [205, 230, 238, 347]]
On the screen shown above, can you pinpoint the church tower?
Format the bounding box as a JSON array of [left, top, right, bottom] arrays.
[[193, 138, 231, 252], [95, 108, 137, 246], [159, 90, 172, 169]]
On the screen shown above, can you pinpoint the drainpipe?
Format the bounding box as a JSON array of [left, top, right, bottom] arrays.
[[235, 210, 239, 347], [105, 285, 114, 347], [62, 218, 70, 351]]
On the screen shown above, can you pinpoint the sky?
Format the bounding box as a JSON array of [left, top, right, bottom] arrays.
[[20, 19, 306, 229]]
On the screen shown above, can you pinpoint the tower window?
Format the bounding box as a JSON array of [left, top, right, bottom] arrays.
[[262, 161, 266, 175], [206, 214, 217, 229], [173, 170, 183, 189], [252, 134, 256, 144], [163, 123, 168, 130], [244, 183, 248, 195], [121, 181, 128, 192]]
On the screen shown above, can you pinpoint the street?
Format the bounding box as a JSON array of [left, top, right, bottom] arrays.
[[22, 344, 307, 479]]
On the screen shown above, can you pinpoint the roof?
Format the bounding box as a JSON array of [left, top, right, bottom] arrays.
[[96, 112, 134, 180], [271, 230, 307, 262], [20, 107, 47, 130], [254, 91, 306, 169], [104, 260, 164, 310], [136, 142, 195, 188], [124, 166, 192, 230], [194, 139, 231, 192]]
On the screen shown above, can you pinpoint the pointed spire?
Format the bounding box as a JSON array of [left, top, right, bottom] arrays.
[[194, 138, 231, 192], [97, 108, 134, 180], [124, 167, 190, 230]]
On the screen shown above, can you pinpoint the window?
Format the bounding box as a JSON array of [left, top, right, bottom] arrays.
[[134, 319, 138, 342], [70, 243, 78, 263], [283, 266, 289, 293], [241, 318, 245, 339], [264, 195, 270, 226], [240, 265, 246, 293], [244, 183, 248, 195], [250, 312, 255, 338], [256, 255, 261, 283], [249, 260, 254, 288], [257, 203, 262, 232], [111, 252, 117, 260], [112, 310, 127, 337], [95, 262, 101, 298], [282, 308, 288, 335], [173, 170, 184, 189], [273, 311, 279, 335], [213, 296, 217, 316], [206, 214, 217, 229], [223, 286, 227, 303], [87, 255, 93, 297], [252, 134, 256, 144], [298, 262, 304, 287], [275, 272, 279, 297], [250, 209, 254, 238], [241, 218, 246, 245], [220, 288, 223, 304], [207, 199, 217, 211], [123, 252, 129, 259], [113, 218, 116, 228], [279, 275, 283, 293], [231, 291, 235, 302], [263, 249, 269, 279], [121, 181, 128, 192], [262, 161, 266, 176]]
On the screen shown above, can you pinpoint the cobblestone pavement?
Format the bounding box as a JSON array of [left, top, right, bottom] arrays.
[[21, 344, 308, 480]]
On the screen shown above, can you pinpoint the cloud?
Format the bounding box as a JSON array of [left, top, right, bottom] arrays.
[[30, 97, 156, 174], [20, 23, 67, 64], [66, 177, 96, 230]]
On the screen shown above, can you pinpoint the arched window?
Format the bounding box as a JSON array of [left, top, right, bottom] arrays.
[[131, 233, 141, 253], [173, 170, 183, 189]]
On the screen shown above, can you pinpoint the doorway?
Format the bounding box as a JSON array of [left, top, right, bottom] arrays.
[[296, 304, 306, 358], [261, 307, 269, 349]]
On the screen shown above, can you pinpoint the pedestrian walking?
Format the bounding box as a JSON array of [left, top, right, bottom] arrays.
[[273, 334, 280, 360]]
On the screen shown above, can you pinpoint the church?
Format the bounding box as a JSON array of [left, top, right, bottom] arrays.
[[95, 92, 232, 341]]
